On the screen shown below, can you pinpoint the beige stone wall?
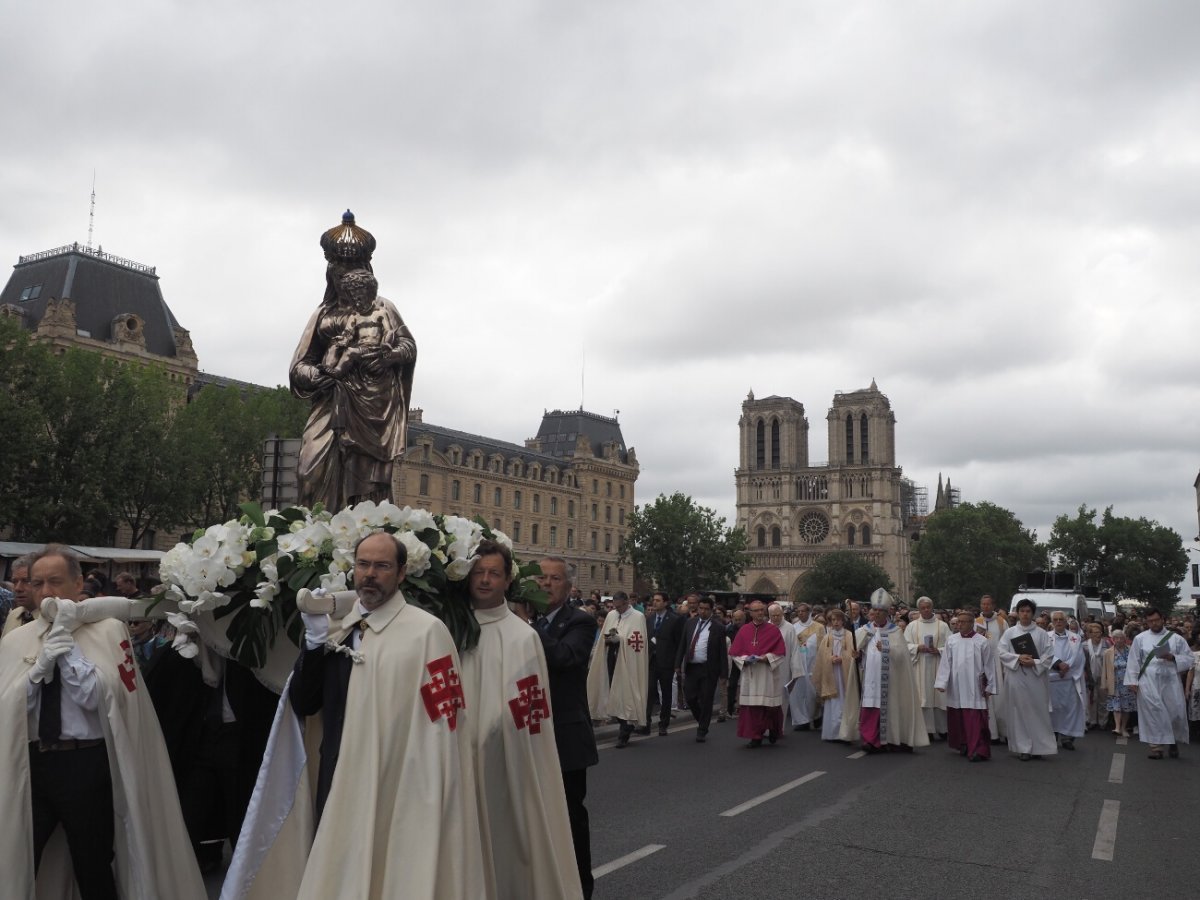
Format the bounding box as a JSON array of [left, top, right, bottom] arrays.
[[394, 430, 638, 598]]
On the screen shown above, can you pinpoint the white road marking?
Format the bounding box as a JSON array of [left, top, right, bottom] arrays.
[[719, 771, 826, 817], [1091, 799, 1120, 861], [1115, 735, 1128, 746], [593, 844, 666, 879], [847, 751, 866, 759], [1107, 753, 1125, 785]]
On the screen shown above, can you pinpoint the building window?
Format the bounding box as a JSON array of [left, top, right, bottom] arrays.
[[619, 484, 625, 499], [514, 490, 522, 509], [141, 529, 157, 550], [591, 503, 598, 521], [798, 511, 830, 544], [493, 518, 501, 531], [550, 496, 558, 515], [593, 479, 599, 494], [550, 526, 558, 548], [590, 565, 596, 580], [618, 508, 625, 526], [618, 567, 624, 583], [18, 284, 43, 301], [860, 413, 869, 464], [493, 487, 502, 506], [605, 505, 612, 523], [568, 500, 575, 517], [451, 479, 461, 501], [604, 565, 610, 583], [845, 414, 854, 463], [473, 483, 482, 503], [771, 418, 780, 469], [567, 528, 574, 549], [847, 524, 856, 546], [604, 533, 611, 552], [422, 444, 430, 462], [531, 524, 539, 545], [861, 524, 871, 545], [591, 531, 598, 551], [756, 419, 765, 469], [513, 521, 522, 542], [757, 526, 766, 547], [771, 526, 781, 547], [606, 481, 612, 497], [533, 494, 541, 513], [419, 474, 429, 496]]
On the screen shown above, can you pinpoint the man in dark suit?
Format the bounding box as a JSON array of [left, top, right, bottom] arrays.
[[675, 594, 728, 742], [725, 606, 746, 716], [641, 591, 685, 736], [535, 556, 599, 900]]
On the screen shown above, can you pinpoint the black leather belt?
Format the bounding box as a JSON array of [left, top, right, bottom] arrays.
[[30, 738, 104, 753]]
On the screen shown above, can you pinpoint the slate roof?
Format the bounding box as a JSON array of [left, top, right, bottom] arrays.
[[535, 409, 628, 462], [1, 244, 184, 358], [409, 408, 629, 466]]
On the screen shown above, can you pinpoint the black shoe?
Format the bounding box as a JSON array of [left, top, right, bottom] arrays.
[[969, 754, 982, 763], [658, 726, 669, 737], [767, 731, 778, 745], [634, 726, 651, 736], [861, 743, 879, 755], [747, 739, 762, 749], [1019, 753, 1031, 761], [615, 734, 630, 749], [1062, 738, 1075, 751], [959, 747, 968, 756], [696, 732, 706, 743], [1169, 745, 1179, 759]]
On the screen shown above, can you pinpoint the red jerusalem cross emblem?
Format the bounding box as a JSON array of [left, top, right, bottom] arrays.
[[420, 655, 466, 731], [118, 640, 137, 693], [508, 674, 551, 734], [627, 632, 644, 652]]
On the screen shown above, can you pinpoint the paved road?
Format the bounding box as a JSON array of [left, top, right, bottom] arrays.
[[586, 717, 1194, 899], [205, 711, 1194, 899]]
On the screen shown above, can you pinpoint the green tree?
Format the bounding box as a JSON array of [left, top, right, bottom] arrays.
[[792, 551, 893, 607], [1049, 506, 1187, 613], [618, 492, 749, 599], [174, 385, 308, 530], [911, 501, 1044, 607]]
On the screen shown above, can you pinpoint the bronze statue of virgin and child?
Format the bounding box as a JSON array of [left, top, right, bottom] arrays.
[[289, 211, 416, 512]]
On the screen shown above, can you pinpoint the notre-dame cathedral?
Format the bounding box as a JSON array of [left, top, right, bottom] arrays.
[[735, 380, 922, 602]]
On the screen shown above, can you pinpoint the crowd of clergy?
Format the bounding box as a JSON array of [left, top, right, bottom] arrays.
[[3, 541, 1199, 900], [583, 587, 1200, 765]]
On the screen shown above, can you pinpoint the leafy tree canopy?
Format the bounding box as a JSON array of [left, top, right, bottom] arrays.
[[792, 551, 893, 608], [618, 492, 749, 599]]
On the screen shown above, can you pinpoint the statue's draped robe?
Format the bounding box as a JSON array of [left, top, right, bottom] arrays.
[[289, 295, 416, 510]]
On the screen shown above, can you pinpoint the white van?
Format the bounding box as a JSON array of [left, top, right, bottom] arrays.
[[1009, 590, 1088, 623]]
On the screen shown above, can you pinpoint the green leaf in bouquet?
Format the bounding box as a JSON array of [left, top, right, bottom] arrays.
[[255, 538, 279, 559], [239, 501, 267, 528], [279, 506, 308, 523], [288, 566, 317, 590]]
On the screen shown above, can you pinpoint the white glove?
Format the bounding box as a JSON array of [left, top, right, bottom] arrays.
[[166, 612, 201, 660], [52, 598, 81, 632], [29, 628, 75, 684], [301, 612, 330, 650]]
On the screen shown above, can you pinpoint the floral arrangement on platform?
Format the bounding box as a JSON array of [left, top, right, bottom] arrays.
[[157, 500, 545, 668]]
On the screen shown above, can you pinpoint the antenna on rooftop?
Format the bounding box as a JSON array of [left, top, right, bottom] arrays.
[[87, 171, 96, 250], [580, 344, 586, 411]]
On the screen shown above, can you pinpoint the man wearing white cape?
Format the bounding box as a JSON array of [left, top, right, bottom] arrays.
[[461, 540, 582, 899], [0, 545, 206, 900], [788, 604, 824, 730], [768, 604, 795, 713], [1047, 611, 1086, 751], [221, 532, 489, 900], [587, 591, 648, 749], [935, 611, 996, 762], [997, 598, 1057, 761], [906, 596, 950, 741], [1125, 608, 1194, 760]]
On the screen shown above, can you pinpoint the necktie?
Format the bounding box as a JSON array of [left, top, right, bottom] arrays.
[[39, 667, 62, 745], [687, 621, 705, 662], [537, 616, 550, 634], [655, 615, 663, 634]]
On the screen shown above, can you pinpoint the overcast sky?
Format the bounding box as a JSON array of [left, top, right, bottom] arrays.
[[4, 1, 1199, 565]]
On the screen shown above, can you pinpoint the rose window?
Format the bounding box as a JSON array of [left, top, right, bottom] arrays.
[[798, 511, 829, 544]]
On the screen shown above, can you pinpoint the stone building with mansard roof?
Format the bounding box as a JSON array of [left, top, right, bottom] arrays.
[[395, 407, 639, 597], [735, 380, 920, 602]]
